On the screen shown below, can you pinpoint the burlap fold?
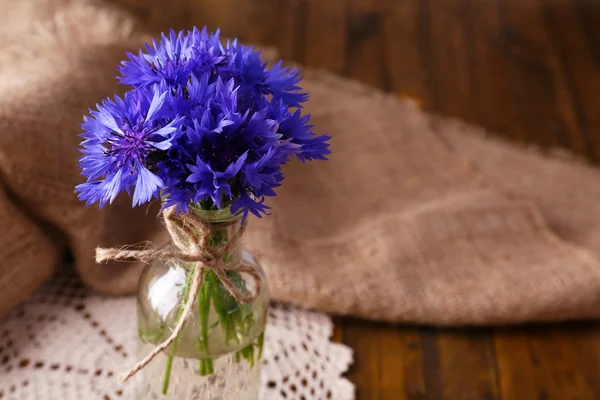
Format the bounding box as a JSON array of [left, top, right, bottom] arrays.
[[0, 0, 167, 317], [245, 71, 600, 324], [1, 0, 600, 325]]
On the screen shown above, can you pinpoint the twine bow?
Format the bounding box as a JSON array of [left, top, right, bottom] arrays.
[[95, 206, 261, 383]]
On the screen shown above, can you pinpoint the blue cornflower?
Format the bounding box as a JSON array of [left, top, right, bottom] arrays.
[[76, 87, 183, 207], [224, 42, 308, 108], [266, 98, 331, 161], [186, 152, 248, 208], [263, 61, 308, 106], [119, 27, 308, 108], [159, 78, 283, 213], [79, 27, 330, 219], [118, 30, 193, 87], [241, 147, 284, 197], [119, 27, 224, 88], [231, 191, 271, 219], [161, 73, 215, 122]]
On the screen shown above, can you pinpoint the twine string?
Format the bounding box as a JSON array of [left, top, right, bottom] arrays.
[[95, 206, 261, 383]]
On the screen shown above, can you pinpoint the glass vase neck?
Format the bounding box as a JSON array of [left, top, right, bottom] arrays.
[[189, 205, 243, 225], [168, 205, 244, 266]]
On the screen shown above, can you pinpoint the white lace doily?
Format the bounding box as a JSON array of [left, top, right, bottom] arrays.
[[0, 270, 354, 400]]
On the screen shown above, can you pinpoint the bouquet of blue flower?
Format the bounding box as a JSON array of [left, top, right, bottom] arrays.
[[75, 27, 330, 398], [76, 27, 329, 217]]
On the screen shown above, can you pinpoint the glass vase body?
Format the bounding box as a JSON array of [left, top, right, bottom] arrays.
[[135, 208, 270, 400]]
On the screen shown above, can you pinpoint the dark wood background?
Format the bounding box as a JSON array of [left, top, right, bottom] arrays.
[[115, 0, 600, 398]]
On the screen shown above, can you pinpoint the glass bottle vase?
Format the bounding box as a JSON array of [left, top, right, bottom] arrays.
[[135, 208, 270, 399]]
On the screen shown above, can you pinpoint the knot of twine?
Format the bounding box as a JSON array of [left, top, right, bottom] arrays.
[[95, 206, 261, 383]]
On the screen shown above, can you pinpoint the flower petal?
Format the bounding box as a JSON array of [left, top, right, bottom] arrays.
[[146, 87, 167, 122], [133, 166, 164, 206]]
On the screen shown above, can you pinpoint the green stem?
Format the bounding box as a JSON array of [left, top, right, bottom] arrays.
[[162, 264, 195, 395], [243, 344, 255, 367], [198, 270, 214, 376], [204, 358, 214, 374], [162, 356, 175, 395], [199, 358, 206, 375], [196, 226, 233, 375], [257, 331, 264, 360]]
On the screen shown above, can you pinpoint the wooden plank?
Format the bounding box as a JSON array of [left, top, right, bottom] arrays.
[[346, 0, 386, 88], [235, 0, 286, 48], [344, 320, 384, 400], [304, 0, 349, 74], [332, 317, 344, 343], [571, 323, 600, 396], [542, 0, 600, 161], [267, 0, 306, 62], [344, 320, 428, 400], [379, 0, 431, 103], [420, 330, 443, 400], [291, 0, 309, 64], [422, 0, 475, 122], [526, 328, 597, 399], [575, 0, 600, 76], [188, 0, 253, 41], [495, 326, 597, 399], [494, 329, 540, 400], [222, 0, 300, 63], [114, 0, 192, 32], [435, 330, 501, 400], [461, 0, 524, 140], [499, 0, 589, 154], [181, 0, 298, 62]]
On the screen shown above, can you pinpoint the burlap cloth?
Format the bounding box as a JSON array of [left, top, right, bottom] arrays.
[[1, 0, 599, 326]]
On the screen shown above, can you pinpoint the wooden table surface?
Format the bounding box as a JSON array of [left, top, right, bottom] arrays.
[[117, 0, 600, 398]]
